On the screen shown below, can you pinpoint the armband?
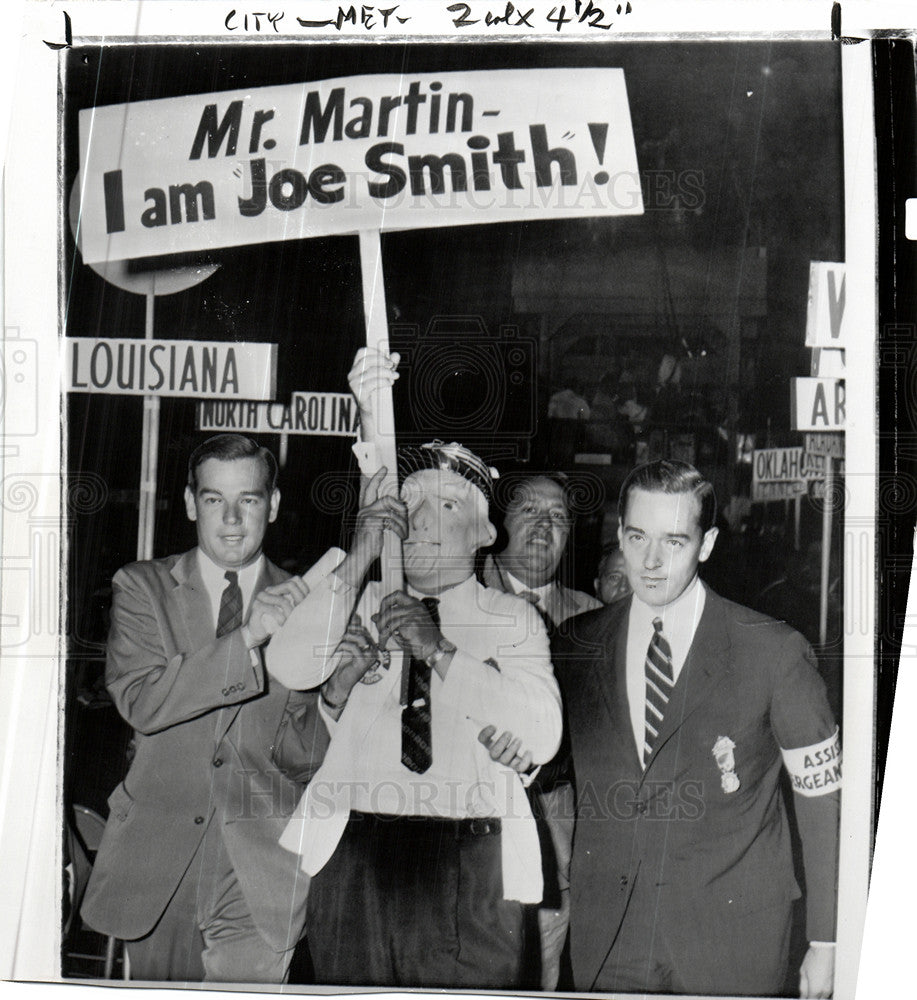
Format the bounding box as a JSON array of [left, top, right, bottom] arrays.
[[780, 727, 842, 797]]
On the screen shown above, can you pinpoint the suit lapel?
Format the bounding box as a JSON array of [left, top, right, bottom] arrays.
[[170, 550, 286, 744], [217, 556, 288, 739], [609, 604, 643, 773], [169, 549, 214, 651], [587, 599, 642, 774], [644, 589, 732, 770]]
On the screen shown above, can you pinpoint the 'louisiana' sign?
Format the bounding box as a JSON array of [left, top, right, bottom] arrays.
[[66, 338, 277, 399], [77, 69, 643, 264]]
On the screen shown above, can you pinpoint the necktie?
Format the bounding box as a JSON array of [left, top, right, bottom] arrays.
[[401, 597, 440, 774], [216, 570, 243, 638], [517, 589, 556, 637], [643, 617, 674, 765]]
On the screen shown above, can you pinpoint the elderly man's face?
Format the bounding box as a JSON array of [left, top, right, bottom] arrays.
[[401, 469, 495, 592], [596, 549, 631, 604], [502, 477, 571, 586]]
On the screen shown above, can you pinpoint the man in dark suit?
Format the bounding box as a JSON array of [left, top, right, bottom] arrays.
[[81, 434, 330, 983], [481, 472, 600, 990], [553, 460, 839, 998]]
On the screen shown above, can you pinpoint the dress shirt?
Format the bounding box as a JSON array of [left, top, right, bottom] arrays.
[[505, 571, 552, 606], [197, 549, 264, 630], [271, 558, 562, 902], [625, 576, 706, 761]]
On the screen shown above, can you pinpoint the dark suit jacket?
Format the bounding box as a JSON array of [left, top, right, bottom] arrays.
[[81, 549, 328, 952], [553, 587, 839, 991]]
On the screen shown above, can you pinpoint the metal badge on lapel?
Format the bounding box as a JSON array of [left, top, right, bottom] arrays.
[[712, 735, 740, 794]]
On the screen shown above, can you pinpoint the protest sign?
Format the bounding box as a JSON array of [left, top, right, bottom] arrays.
[[77, 69, 643, 264]]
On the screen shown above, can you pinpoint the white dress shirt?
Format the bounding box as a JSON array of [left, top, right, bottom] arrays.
[[270, 556, 562, 902], [625, 575, 706, 762]]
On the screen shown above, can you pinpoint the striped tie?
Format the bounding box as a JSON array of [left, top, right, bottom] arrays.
[[644, 617, 674, 765], [216, 570, 243, 638], [401, 597, 440, 774]]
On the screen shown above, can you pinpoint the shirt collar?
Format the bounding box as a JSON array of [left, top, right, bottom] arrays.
[[505, 570, 553, 602], [197, 548, 263, 600], [407, 572, 477, 604], [629, 573, 705, 635]]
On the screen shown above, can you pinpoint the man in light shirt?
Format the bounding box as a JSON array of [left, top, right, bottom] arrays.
[[267, 354, 561, 988], [81, 434, 328, 983], [551, 459, 840, 998]]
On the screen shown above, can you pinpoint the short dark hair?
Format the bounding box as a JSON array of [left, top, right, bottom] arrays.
[[187, 434, 278, 494], [618, 460, 716, 533], [505, 472, 572, 518]]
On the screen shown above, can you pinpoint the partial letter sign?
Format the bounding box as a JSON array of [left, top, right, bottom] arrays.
[[804, 261, 847, 348], [791, 377, 846, 431]]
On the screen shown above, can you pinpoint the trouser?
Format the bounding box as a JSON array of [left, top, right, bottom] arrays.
[[591, 869, 792, 996], [306, 811, 524, 989], [533, 782, 575, 990], [124, 823, 294, 984]]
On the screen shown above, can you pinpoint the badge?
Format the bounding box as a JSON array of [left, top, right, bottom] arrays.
[[712, 735, 740, 794], [721, 772, 741, 793]]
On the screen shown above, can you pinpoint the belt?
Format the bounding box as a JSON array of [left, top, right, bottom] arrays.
[[351, 811, 501, 840]]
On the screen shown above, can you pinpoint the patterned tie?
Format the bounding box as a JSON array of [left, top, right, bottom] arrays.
[[401, 597, 440, 774], [643, 617, 674, 765], [216, 570, 243, 638]]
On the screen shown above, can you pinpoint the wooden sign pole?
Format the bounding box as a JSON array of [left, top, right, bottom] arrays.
[[819, 456, 834, 646], [357, 230, 406, 700], [357, 230, 404, 596], [137, 284, 161, 561]]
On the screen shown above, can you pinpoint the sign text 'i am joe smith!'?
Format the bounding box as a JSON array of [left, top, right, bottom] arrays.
[[77, 69, 644, 264], [65, 339, 278, 399]]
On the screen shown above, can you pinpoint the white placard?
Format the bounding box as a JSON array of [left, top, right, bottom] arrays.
[[77, 69, 643, 264]]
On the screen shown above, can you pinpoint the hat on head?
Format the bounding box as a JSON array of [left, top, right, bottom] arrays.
[[398, 440, 499, 506]]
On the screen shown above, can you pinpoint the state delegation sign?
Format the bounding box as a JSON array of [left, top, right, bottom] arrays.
[[196, 393, 359, 436], [66, 338, 277, 399], [751, 446, 827, 502], [77, 69, 643, 264]]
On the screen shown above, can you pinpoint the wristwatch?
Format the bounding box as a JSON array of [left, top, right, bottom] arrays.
[[425, 636, 457, 668]]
